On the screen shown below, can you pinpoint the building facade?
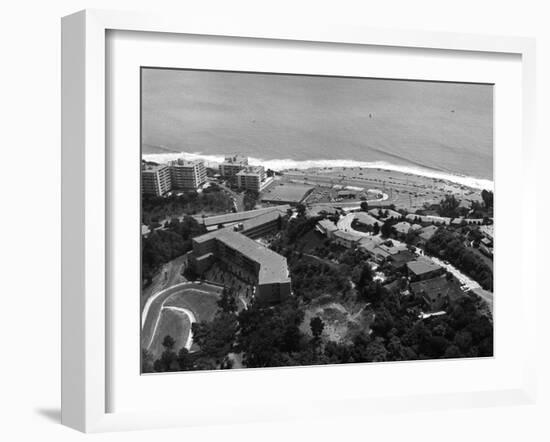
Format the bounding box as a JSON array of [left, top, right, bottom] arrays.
[[170, 159, 207, 190], [219, 155, 248, 181], [141, 163, 172, 196], [190, 212, 291, 305], [236, 166, 267, 192]]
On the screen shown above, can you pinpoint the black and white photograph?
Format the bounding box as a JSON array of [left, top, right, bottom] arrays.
[[140, 68, 494, 374]]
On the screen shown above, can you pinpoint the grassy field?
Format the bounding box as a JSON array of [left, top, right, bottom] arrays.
[[148, 308, 191, 359], [163, 289, 221, 323], [142, 283, 223, 357]]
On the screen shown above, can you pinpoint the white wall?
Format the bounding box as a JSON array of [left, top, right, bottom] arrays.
[[0, 1, 548, 441]]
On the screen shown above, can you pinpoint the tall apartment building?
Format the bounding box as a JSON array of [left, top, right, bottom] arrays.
[[219, 155, 248, 181], [141, 163, 172, 196], [236, 166, 267, 192], [170, 158, 207, 190]]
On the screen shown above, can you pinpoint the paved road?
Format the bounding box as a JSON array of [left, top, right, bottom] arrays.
[[414, 248, 493, 312], [154, 306, 196, 350], [141, 282, 221, 350], [214, 180, 244, 212], [336, 213, 372, 237]]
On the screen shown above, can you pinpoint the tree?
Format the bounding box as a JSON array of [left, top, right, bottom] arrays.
[[373, 222, 380, 235], [218, 287, 237, 313], [481, 190, 493, 209], [439, 194, 460, 218], [296, 203, 306, 218], [381, 219, 394, 238], [360, 201, 369, 212], [310, 316, 325, 339], [141, 348, 154, 373], [162, 335, 176, 351], [177, 347, 193, 370]]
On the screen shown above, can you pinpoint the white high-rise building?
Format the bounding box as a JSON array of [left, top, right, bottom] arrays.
[[170, 159, 207, 190], [236, 166, 268, 192], [219, 155, 248, 181], [141, 163, 172, 196]]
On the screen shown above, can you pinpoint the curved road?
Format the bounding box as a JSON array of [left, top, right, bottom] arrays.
[[150, 306, 196, 350], [141, 282, 221, 351]]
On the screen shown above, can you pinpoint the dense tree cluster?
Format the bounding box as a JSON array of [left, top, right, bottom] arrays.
[[144, 206, 492, 373], [142, 187, 233, 226], [425, 228, 493, 290], [290, 260, 351, 301], [242, 190, 260, 211], [141, 216, 205, 284]]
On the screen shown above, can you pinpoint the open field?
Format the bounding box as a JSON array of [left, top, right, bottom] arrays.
[[141, 282, 223, 356], [301, 297, 373, 344]]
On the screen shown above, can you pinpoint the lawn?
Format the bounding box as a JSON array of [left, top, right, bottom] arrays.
[[148, 308, 191, 358], [163, 288, 221, 323]]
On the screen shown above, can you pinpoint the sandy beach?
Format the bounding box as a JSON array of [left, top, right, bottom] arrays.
[[279, 166, 484, 212]]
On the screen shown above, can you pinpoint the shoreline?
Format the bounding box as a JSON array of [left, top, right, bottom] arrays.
[[142, 151, 493, 192]]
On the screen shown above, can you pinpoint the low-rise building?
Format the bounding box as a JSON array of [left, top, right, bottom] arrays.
[[316, 219, 338, 238], [358, 236, 382, 255], [407, 257, 444, 282], [417, 225, 439, 243], [333, 230, 362, 249], [387, 250, 417, 271], [393, 221, 412, 236], [410, 275, 455, 312], [141, 163, 172, 196]]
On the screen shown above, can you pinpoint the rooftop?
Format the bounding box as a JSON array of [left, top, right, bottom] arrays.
[[387, 250, 417, 267], [222, 155, 248, 165], [410, 275, 455, 301], [317, 219, 338, 232], [353, 212, 380, 226], [333, 230, 362, 243], [236, 165, 265, 176], [170, 158, 204, 167], [142, 163, 168, 173], [204, 229, 290, 285], [407, 257, 442, 276], [418, 225, 439, 241], [358, 236, 383, 253], [239, 210, 283, 233], [393, 221, 412, 234], [194, 205, 290, 228]]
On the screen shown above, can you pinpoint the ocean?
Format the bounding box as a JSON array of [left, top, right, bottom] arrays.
[[141, 69, 494, 183]]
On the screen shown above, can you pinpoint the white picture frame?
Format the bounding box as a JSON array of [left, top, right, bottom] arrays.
[[61, 9, 537, 433]]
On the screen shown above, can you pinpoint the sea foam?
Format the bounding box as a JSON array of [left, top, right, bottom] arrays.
[[142, 151, 494, 191]]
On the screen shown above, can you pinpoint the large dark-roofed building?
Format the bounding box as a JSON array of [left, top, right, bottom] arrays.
[[194, 205, 290, 230], [190, 211, 291, 305]]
